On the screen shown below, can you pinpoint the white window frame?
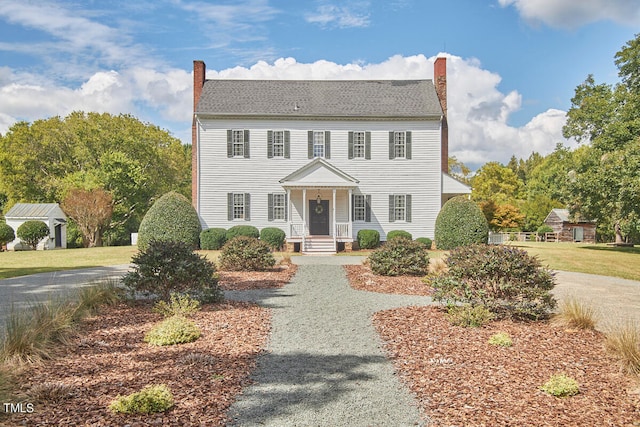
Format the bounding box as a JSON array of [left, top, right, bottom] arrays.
[[353, 131, 365, 159], [313, 131, 325, 158], [273, 130, 285, 158], [272, 193, 286, 220], [233, 193, 245, 219], [394, 131, 406, 159], [353, 194, 366, 221], [394, 194, 406, 222], [232, 130, 244, 157]]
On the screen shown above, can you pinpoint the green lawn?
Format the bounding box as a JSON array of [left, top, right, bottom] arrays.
[[0, 246, 138, 280], [507, 242, 640, 281]]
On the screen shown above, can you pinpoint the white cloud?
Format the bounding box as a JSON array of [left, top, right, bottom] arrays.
[[305, 2, 371, 28], [498, 0, 640, 28], [0, 54, 575, 167]]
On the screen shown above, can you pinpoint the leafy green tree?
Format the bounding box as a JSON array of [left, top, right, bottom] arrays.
[[563, 33, 640, 242], [0, 223, 15, 248], [17, 220, 50, 250], [471, 161, 523, 205], [0, 112, 191, 245]]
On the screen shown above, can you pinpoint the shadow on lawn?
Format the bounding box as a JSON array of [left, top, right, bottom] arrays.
[[579, 245, 640, 254]]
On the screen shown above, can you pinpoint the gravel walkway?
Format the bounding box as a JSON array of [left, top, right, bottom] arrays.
[[225, 256, 432, 427]]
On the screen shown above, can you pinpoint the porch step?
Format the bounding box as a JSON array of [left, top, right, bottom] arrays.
[[302, 237, 336, 254]]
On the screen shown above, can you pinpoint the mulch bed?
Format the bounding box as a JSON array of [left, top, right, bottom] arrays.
[[344, 264, 430, 296], [5, 300, 270, 426], [372, 306, 640, 426], [218, 264, 297, 291]]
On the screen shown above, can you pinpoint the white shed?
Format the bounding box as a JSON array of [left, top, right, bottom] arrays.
[[5, 203, 67, 250]]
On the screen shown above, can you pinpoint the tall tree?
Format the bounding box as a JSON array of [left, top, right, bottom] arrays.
[[471, 161, 523, 205], [61, 188, 113, 247]]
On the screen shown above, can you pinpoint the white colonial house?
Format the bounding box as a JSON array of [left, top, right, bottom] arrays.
[[192, 57, 470, 253]]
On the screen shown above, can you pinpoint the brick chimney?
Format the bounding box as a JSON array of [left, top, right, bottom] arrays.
[[192, 60, 206, 209], [434, 57, 448, 173]]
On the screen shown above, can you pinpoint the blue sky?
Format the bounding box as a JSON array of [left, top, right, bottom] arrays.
[[0, 0, 638, 168]]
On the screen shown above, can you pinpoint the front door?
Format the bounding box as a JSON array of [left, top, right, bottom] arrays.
[[309, 200, 330, 235]]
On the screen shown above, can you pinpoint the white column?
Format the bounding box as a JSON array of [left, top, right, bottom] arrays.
[[302, 188, 307, 236], [348, 188, 353, 240], [332, 188, 337, 250], [286, 188, 291, 236]]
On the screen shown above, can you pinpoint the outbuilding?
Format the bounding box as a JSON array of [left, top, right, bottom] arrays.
[[543, 208, 596, 243], [5, 203, 67, 250]]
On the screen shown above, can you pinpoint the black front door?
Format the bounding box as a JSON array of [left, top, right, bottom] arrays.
[[54, 224, 62, 247], [309, 200, 329, 235]]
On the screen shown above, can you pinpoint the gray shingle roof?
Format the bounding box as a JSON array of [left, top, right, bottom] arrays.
[[5, 203, 60, 219], [196, 79, 442, 118]]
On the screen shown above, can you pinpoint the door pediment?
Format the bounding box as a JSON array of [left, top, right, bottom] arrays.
[[279, 158, 359, 188]]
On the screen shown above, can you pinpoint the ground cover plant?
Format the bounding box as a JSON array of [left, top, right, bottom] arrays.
[[109, 384, 174, 414], [143, 315, 202, 346]]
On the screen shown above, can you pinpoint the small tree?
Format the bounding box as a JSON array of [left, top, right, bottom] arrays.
[[17, 220, 50, 250], [61, 188, 113, 247], [435, 196, 489, 250], [0, 223, 15, 249]]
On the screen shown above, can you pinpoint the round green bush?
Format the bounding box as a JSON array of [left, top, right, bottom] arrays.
[[386, 230, 412, 241], [260, 227, 286, 250], [109, 384, 174, 414], [17, 220, 50, 250], [357, 229, 380, 249], [430, 244, 557, 320], [200, 228, 227, 250], [415, 237, 432, 248], [144, 315, 201, 346], [121, 240, 222, 303], [0, 223, 15, 247], [219, 236, 276, 271], [368, 237, 429, 276], [226, 225, 260, 241], [137, 192, 201, 251], [537, 225, 554, 234], [434, 196, 489, 250]]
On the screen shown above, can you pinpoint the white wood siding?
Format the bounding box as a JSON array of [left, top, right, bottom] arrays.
[[196, 118, 441, 239]]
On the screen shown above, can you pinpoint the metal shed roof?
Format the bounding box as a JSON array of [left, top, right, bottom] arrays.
[[5, 203, 62, 219]]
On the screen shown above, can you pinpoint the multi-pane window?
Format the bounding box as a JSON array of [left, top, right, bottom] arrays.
[[232, 130, 244, 157], [394, 131, 406, 159], [272, 194, 286, 220], [233, 193, 245, 219], [313, 131, 325, 158], [353, 195, 366, 221], [353, 131, 365, 158], [273, 131, 284, 157], [394, 194, 406, 221]]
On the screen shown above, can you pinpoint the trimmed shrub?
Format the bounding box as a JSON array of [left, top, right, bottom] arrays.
[[488, 332, 513, 347], [137, 191, 201, 251], [357, 229, 380, 249], [109, 384, 174, 414], [415, 237, 432, 248], [17, 220, 50, 250], [226, 225, 259, 241], [121, 240, 222, 303], [431, 244, 557, 320], [144, 316, 201, 346], [260, 227, 286, 250], [368, 237, 429, 276], [541, 374, 579, 397], [386, 230, 412, 241], [0, 223, 15, 247], [219, 236, 276, 271], [200, 228, 227, 250], [434, 196, 489, 250]]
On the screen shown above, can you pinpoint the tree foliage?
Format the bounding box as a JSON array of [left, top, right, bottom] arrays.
[[17, 220, 50, 250], [471, 161, 523, 205], [0, 112, 191, 245], [435, 196, 489, 250], [0, 223, 15, 247], [61, 188, 113, 247]]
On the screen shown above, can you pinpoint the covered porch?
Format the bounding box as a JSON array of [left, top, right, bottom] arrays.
[[279, 158, 359, 254]]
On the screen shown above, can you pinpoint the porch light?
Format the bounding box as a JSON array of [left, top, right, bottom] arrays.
[[316, 193, 322, 204]]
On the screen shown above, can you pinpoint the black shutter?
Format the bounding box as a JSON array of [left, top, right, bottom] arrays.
[[244, 193, 250, 221], [268, 193, 274, 221], [308, 131, 313, 158], [389, 131, 395, 159], [227, 193, 233, 220], [227, 130, 233, 157], [243, 130, 250, 158], [267, 131, 273, 158], [389, 195, 395, 222], [406, 131, 412, 159], [324, 131, 330, 159], [348, 132, 354, 159], [406, 195, 412, 222], [365, 195, 371, 222], [284, 131, 290, 158], [365, 131, 371, 160]]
